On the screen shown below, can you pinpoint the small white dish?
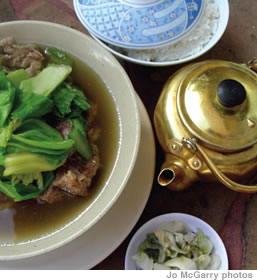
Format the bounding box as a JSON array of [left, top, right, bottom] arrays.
[[73, 0, 204, 49], [125, 213, 228, 270], [88, 0, 229, 66]]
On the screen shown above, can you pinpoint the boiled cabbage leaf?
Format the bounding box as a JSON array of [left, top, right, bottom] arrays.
[[132, 221, 221, 270]]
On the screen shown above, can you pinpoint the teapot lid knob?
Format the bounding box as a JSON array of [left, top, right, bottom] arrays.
[[217, 79, 246, 107], [174, 60, 257, 151]]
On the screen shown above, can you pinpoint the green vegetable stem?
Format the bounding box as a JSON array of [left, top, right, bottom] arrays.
[[44, 47, 74, 66], [68, 118, 92, 161], [20, 64, 72, 96]]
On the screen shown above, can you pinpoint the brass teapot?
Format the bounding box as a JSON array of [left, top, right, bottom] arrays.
[[154, 58, 257, 193]]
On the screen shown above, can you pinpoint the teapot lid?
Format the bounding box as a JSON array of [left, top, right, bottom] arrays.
[[177, 60, 257, 152]]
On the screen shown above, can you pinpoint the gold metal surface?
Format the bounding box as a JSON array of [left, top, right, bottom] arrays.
[[248, 57, 257, 72], [183, 138, 257, 193], [154, 59, 257, 193], [157, 154, 198, 191], [177, 60, 257, 151]]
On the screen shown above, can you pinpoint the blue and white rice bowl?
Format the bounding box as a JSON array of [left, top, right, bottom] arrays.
[[76, 0, 229, 66]]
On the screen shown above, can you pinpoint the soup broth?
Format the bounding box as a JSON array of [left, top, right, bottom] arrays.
[[0, 51, 119, 244]]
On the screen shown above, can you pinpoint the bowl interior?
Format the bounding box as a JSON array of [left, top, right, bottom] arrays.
[[125, 213, 228, 270], [0, 20, 140, 260]]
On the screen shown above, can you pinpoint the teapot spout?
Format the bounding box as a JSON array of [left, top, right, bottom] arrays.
[[157, 156, 197, 191], [158, 166, 178, 186]]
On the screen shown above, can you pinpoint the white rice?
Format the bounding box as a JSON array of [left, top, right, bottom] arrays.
[[112, 0, 220, 62]]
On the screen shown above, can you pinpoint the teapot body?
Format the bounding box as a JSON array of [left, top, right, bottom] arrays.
[[154, 60, 257, 192]]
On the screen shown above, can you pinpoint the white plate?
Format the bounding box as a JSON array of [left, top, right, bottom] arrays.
[[0, 95, 155, 269], [73, 0, 204, 49], [125, 213, 229, 270]]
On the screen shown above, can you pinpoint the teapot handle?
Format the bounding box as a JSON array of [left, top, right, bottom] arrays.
[[247, 57, 257, 73], [182, 138, 257, 193]]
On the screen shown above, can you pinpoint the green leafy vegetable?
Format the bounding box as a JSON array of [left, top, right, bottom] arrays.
[[0, 172, 55, 202], [0, 66, 73, 201], [68, 118, 92, 161], [0, 89, 53, 152], [1, 119, 73, 192], [3, 152, 65, 176], [0, 66, 54, 151], [196, 228, 213, 255], [11, 172, 44, 190], [0, 45, 94, 203], [164, 256, 197, 270], [20, 64, 72, 96], [138, 233, 160, 260], [0, 118, 20, 150], [4, 118, 74, 175], [0, 68, 16, 127], [132, 221, 221, 270], [51, 82, 91, 120], [7, 69, 30, 88], [49, 82, 92, 161], [133, 252, 154, 270], [12, 91, 54, 121]]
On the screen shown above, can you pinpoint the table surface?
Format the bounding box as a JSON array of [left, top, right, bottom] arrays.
[[1, 0, 257, 270]]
